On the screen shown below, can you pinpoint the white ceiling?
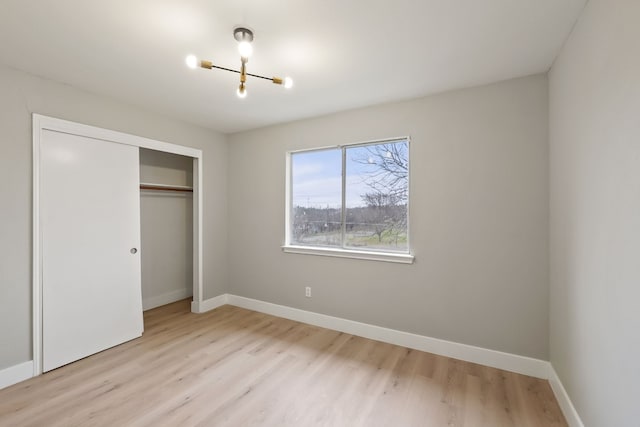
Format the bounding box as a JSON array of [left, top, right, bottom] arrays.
[[0, 0, 586, 134]]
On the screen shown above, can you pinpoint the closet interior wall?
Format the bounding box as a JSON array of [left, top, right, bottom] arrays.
[[139, 148, 193, 310]]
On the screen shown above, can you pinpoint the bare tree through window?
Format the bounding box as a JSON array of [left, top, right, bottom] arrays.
[[346, 141, 408, 250]]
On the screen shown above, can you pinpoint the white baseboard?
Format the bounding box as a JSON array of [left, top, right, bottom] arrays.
[[0, 360, 34, 390], [191, 293, 228, 313], [143, 288, 193, 311], [548, 365, 584, 427], [220, 294, 548, 379]]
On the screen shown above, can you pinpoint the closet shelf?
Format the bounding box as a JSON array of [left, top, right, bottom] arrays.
[[140, 182, 193, 193]]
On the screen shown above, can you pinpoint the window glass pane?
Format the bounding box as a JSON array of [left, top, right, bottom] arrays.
[[344, 140, 408, 251], [291, 148, 342, 247]]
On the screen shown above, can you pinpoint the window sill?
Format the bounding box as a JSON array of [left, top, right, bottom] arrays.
[[282, 245, 414, 264]]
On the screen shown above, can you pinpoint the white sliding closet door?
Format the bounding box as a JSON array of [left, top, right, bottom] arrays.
[[41, 129, 143, 372]]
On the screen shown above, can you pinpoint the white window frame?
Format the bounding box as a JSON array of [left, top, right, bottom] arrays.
[[283, 137, 414, 264]]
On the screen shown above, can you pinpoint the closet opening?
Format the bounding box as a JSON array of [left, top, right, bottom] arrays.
[[139, 149, 194, 312]]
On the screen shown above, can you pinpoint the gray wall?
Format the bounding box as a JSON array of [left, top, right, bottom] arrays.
[[228, 74, 550, 359], [140, 149, 193, 309], [549, 0, 640, 425], [0, 63, 228, 370]]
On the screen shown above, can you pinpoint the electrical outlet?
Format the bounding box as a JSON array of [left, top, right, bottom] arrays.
[[305, 286, 311, 298]]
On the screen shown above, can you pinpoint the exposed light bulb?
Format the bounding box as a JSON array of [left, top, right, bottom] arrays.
[[284, 76, 293, 89], [185, 55, 198, 69], [238, 41, 253, 58], [237, 84, 247, 99]]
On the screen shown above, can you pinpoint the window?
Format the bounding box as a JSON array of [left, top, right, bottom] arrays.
[[285, 138, 412, 262]]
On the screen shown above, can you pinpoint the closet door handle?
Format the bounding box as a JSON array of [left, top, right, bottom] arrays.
[[130, 248, 138, 254]]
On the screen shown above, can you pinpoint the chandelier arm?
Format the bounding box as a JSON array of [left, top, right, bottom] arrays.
[[210, 64, 241, 74], [207, 64, 274, 81], [246, 72, 273, 81]]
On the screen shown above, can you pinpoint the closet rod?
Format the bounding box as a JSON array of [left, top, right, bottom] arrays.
[[140, 183, 193, 193]]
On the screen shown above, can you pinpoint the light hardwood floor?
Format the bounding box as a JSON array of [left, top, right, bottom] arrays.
[[0, 300, 567, 426]]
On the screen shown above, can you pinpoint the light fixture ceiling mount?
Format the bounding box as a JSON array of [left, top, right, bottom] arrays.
[[233, 27, 254, 43], [186, 27, 292, 99]]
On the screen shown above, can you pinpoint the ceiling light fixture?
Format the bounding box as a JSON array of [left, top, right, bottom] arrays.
[[186, 27, 293, 99]]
